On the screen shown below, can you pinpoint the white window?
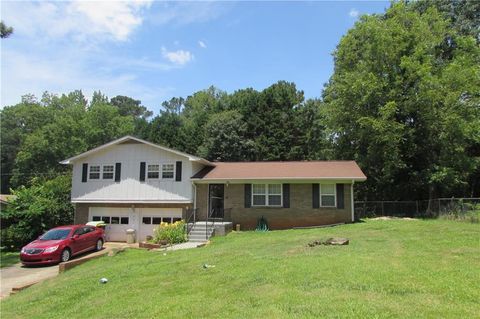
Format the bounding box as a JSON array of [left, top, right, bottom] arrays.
[[320, 184, 336, 207], [147, 164, 160, 179], [102, 165, 114, 180], [89, 165, 100, 180], [162, 164, 174, 179], [252, 184, 266, 206], [252, 184, 282, 207]]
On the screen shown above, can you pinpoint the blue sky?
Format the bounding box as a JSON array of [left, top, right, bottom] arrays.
[[1, 1, 390, 114]]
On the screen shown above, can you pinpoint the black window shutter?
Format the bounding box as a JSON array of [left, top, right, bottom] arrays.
[[115, 163, 121, 182], [82, 163, 88, 183], [312, 184, 319, 208], [336, 184, 345, 209], [140, 162, 146, 182], [175, 161, 182, 181], [283, 184, 290, 208], [244, 184, 252, 208]]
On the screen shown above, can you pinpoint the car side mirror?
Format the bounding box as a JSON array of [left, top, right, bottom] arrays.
[[72, 235, 80, 240]]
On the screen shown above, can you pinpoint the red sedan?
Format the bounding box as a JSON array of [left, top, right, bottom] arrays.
[[20, 225, 105, 266]]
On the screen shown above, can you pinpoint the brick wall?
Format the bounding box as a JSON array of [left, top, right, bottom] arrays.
[[195, 184, 209, 221], [195, 183, 352, 230]]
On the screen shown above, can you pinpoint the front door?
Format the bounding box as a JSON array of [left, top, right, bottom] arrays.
[[208, 184, 224, 219]]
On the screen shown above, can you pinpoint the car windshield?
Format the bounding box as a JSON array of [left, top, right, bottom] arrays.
[[40, 229, 71, 240]]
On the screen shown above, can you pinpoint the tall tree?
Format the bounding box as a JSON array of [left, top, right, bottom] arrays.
[[110, 95, 152, 138], [4, 91, 136, 189], [0, 21, 13, 38], [293, 99, 332, 160], [411, 0, 480, 41], [148, 98, 186, 149], [253, 81, 304, 160], [0, 96, 55, 192], [323, 1, 480, 200], [226, 82, 306, 161], [198, 110, 254, 161], [110, 95, 153, 119], [181, 86, 227, 155]]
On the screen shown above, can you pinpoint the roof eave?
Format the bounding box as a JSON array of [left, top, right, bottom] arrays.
[[192, 176, 367, 183], [60, 135, 213, 165]]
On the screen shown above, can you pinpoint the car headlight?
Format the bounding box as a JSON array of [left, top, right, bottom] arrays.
[[21, 247, 26, 253], [44, 246, 59, 253]]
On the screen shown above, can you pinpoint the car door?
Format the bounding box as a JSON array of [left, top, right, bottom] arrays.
[[82, 226, 97, 250], [70, 227, 86, 254]]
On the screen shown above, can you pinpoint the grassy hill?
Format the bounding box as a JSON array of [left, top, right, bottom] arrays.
[[2, 219, 479, 318]]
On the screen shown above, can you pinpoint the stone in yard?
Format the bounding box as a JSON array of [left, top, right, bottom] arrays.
[[324, 237, 349, 245]]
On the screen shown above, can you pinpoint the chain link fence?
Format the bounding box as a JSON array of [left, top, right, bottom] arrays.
[[355, 198, 480, 219]]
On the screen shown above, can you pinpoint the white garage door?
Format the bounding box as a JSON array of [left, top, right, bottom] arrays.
[[89, 207, 132, 242], [139, 208, 182, 242]]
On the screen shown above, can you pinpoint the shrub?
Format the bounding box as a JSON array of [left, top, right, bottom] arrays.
[[439, 204, 480, 224], [1, 175, 74, 251], [153, 220, 187, 244]]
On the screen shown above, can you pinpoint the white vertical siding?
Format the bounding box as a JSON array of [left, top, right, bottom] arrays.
[[71, 143, 205, 202]]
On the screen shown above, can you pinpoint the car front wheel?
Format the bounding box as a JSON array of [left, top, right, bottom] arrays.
[[95, 239, 103, 251], [60, 249, 71, 263]]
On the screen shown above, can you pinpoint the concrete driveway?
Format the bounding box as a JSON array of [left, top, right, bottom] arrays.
[[1, 263, 58, 299], [0, 243, 133, 299]]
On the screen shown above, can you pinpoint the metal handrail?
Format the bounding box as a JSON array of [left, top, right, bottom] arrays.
[[185, 208, 197, 236], [206, 208, 214, 240]]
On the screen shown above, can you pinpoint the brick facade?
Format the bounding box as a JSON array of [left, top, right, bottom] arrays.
[[195, 183, 353, 230]]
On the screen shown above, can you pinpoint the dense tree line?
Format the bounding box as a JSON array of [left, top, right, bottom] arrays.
[[323, 1, 480, 200], [1, 1, 478, 248]]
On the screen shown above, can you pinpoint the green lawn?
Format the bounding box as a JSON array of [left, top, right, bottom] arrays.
[[2, 219, 479, 318], [0, 252, 19, 268]]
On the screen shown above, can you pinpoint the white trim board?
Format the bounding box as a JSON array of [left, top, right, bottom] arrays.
[[72, 199, 193, 204], [60, 135, 212, 166]]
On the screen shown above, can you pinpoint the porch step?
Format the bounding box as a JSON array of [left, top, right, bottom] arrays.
[[190, 229, 212, 237], [187, 221, 215, 241]]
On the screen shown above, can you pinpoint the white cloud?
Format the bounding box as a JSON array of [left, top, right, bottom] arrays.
[[3, 0, 152, 42], [0, 1, 228, 110], [149, 2, 231, 26], [349, 8, 359, 18], [198, 40, 207, 49], [71, 0, 152, 41], [161, 47, 194, 66], [1, 48, 173, 109]]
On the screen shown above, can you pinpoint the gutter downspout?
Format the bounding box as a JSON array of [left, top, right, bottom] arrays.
[[351, 180, 355, 222], [192, 182, 197, 222]]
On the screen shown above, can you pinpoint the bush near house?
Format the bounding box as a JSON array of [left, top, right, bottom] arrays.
[[0, 175, 74, 251], [153, 220, 187, 244]]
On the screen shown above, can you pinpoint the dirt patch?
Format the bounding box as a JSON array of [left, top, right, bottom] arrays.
[[307, 237, 349, 247]]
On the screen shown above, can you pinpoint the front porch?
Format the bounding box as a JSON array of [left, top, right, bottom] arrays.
[[186, 206, 233, 241]]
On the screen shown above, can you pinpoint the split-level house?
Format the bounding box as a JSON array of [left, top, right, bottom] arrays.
[[61, 136, 366, 242]]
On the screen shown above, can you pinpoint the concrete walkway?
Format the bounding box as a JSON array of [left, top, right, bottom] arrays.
[[153, 241, 207, 251]]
